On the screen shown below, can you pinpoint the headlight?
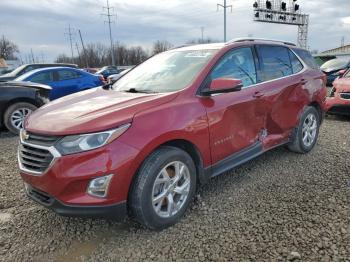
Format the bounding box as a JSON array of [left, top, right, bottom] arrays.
[[55, 123, 130, 155]]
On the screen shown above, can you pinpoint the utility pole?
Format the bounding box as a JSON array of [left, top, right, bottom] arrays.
[[341, 36, 345, 52], [217, 0, 232, 42], [101, 0, 117, 66], [78, 29, 89, 68], [75, 42, 81, 66], [200, 27, 204, 43], [65, 24, 74, 59], [30, 49, 35, 63]]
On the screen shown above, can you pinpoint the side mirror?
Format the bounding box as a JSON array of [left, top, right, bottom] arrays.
[[202, 78, 243, 96]]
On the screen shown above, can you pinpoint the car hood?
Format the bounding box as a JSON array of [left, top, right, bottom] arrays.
[[0, 76, 15, 82], [25, 87, 178, 136], [0, 81, 52, 90], [321, 66, 345, 73], [333, 77, 350, 92]]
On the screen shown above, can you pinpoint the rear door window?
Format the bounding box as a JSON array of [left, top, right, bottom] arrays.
[[30, 72, 53, 84], [256, 45, 293, 81], [58, 70, 82, 81], [210, 47, 257, 88]]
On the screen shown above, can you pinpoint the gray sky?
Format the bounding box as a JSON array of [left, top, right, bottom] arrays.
[[1, 0, 350, 62]]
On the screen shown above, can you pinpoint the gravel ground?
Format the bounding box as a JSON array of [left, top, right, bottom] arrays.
[[0, 116, 349, 261]]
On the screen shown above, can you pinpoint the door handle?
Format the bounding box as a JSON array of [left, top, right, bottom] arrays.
[[253, 91, 264, 98], [300, 79, 307, 85]]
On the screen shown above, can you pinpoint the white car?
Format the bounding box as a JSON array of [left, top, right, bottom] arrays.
[[107, 68, 131, 84]]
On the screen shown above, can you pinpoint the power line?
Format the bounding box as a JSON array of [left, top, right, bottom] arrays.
[[217, 0, 232, 42], [101, 0, 117, 66], [64, 24, 75, 59]]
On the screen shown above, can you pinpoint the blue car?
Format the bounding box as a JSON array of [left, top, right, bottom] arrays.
[[15, 67, 105, 100]]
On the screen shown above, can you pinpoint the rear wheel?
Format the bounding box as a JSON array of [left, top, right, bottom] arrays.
[[4, 102, 37, 134], [288, 106, 320, 154], [129, 146, 196, 230]]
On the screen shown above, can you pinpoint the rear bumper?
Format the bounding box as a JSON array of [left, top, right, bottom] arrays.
[[25, 183, 127, 220]]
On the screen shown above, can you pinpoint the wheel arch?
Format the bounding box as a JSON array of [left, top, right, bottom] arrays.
[[308, 101, 323, 123], [1, 97, 40, 126], [127, 138, 208, 205], [161, 139, 207, 185]]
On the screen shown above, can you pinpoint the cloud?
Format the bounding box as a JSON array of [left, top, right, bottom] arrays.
[[0, 0, 349, 61]]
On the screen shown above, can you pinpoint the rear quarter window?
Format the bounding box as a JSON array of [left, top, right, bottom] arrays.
[[292, 48, 319, 70]]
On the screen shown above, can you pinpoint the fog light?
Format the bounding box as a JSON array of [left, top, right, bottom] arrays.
[[87, 174, 113, 198]]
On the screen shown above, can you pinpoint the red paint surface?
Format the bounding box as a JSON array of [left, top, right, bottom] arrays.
[[325, 77, 350, 111]]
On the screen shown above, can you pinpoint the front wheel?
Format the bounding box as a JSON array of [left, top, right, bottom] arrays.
[[4, 102, 37, 134], [129, 146, 196, 230], [288, 106, 320, 154]]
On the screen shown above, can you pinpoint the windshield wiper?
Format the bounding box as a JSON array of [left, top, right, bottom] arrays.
[[123, 88, 158, 94]]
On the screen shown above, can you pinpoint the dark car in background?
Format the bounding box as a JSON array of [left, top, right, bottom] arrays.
[[320, 58, 350, 86], [15, 67, 105, 100], [0, 81, 51, 134], [0, 63, 78, 82]]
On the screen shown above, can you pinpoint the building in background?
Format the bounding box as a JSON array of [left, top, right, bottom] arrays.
[[314, 45, 350, 66]]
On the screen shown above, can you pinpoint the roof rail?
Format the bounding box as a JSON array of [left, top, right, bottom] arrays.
[[226, 37, 296, 46], [169, 44, 194, 50]]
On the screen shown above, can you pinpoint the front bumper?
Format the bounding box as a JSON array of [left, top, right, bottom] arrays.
[[327, 104, 350, 116], [25, 183, 127, 220], [326, 92, 350, 116], [19, 137, 140, 208]]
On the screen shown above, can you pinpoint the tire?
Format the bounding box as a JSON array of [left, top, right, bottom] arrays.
[[4, 102, 37, 135], [129, 146, 197, 230], [287, 106, 320, 154]]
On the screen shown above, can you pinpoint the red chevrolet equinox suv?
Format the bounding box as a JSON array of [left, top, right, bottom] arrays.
[[19, 38, 327, 230]]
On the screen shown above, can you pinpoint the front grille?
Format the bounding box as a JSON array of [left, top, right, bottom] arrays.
[[26, 132, 60, 146], [19, 143, 54, 173], [340, 93, 350, 100]]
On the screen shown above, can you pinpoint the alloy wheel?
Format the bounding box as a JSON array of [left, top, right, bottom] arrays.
[[152, 161, 191, 218], [10, 108, 31, 130], [302, 113, 317, 147]]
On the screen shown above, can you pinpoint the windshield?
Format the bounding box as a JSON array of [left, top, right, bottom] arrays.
[[321, 59, 349, 70], [113, 49, 218, 93]]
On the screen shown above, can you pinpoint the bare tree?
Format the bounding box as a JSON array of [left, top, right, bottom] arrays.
[[56, 42, 149, 68], [186, 38, 220, 44], [0, 35, 19, 60], [152, 40, 173, 55]]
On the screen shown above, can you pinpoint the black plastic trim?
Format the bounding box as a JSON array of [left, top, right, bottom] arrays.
[[205, 141, 263, 178], [26, 185, 127, 220], [327, 105, 350, 116]]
